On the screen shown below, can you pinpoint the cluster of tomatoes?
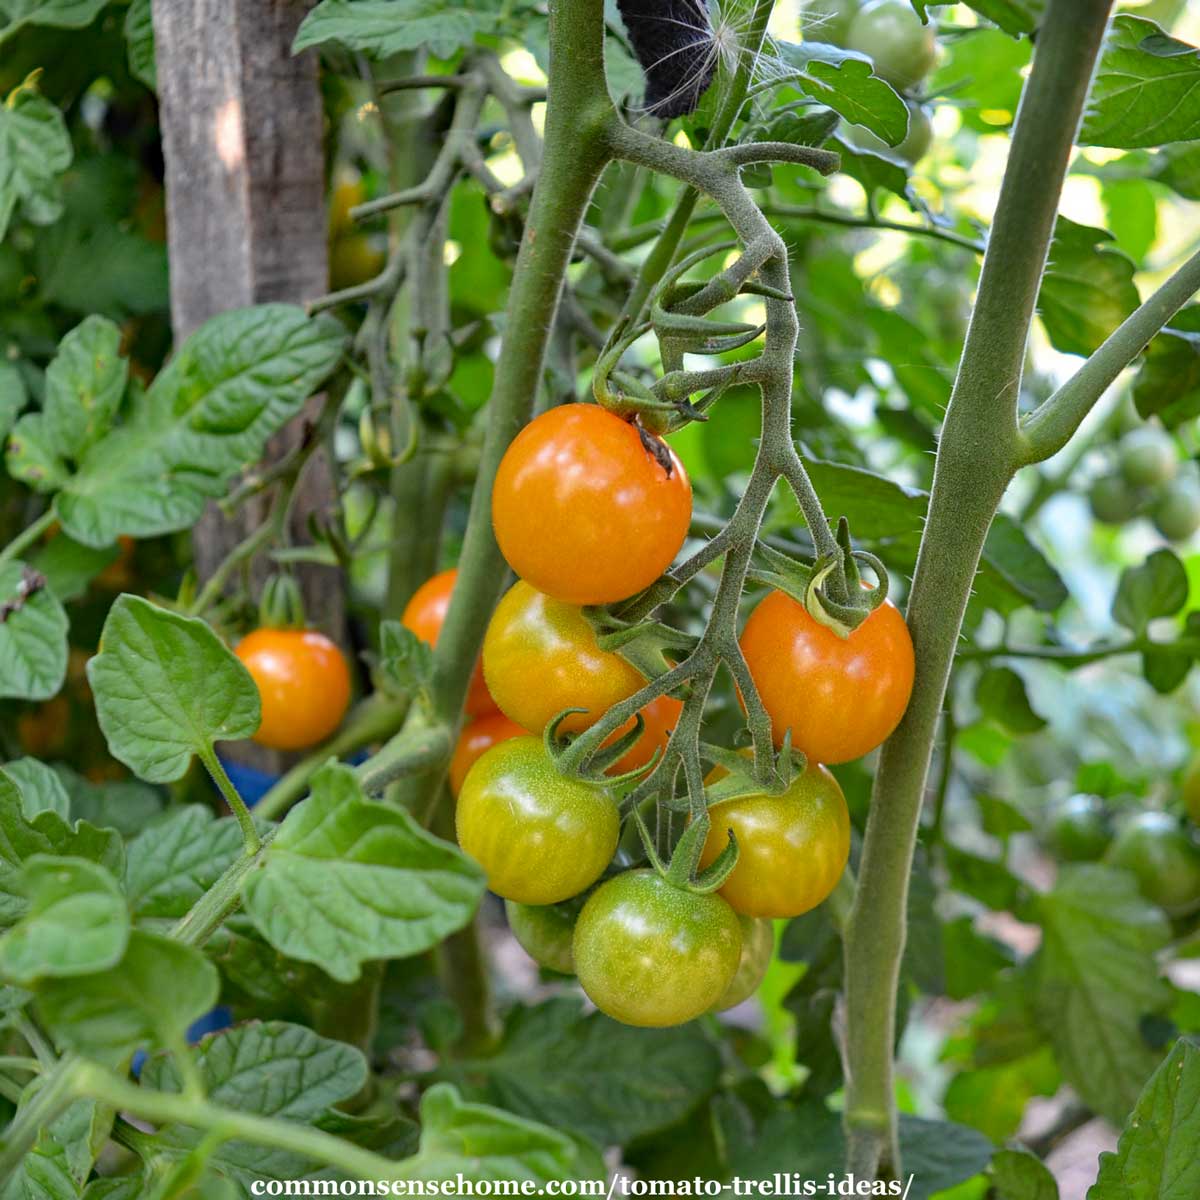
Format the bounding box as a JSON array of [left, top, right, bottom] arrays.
[[1088, 425, 1200, 544]]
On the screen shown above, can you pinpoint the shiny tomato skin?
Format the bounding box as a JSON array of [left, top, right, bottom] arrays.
[[449, 712, 527, 796], [572, 870, 742, 1027], [402, 568, 498, 717], [505, 899, 578, 974], [740, 589, 914, 764], [236, 629, 352, 751], [492, 404, 693, 606], [713, 916, 774, 1011], [482, 581, 645, 735], [605, 693, 685, 776], [456, 736, 619, 905], [699, 762, 850, 918]]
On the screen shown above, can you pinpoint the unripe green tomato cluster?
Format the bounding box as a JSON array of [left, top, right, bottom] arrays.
[[802, 0, 939, 92], [1087, 426, 1200, 544], [1041, 793, 1112, 863], [1105, 811, 1200, 917]]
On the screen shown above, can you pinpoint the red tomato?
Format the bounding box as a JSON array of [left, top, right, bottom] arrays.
[[449, 712, 527, 796], [402, 568, 498, 717], [236, 629, 352, 751], [740, 589, 914, 764], [492, 404, 693, 606]]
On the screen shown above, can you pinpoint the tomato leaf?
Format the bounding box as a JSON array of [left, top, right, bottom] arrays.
[[0, 361, 25, 441], [2, 1093, 111, 1199], [34, 929, 219, 1069], [991, 1145, 1059, 1200], [242, 761, 486, 983], [1029, 865, 1171, 1124], [1091, 1036, 1200, 1199], [958, 0, 1042, 38], [975, 666, 1046, 735], [136, 1022, 368, 1186], [1132, 306, 1200, 429], [1112, 549, 1189, 634], [0, 856, 128, 985], [123, 0, 155, 90], [2, 758, 70, 820], [897, 1115, 994, 1200], [0, 83, 72, 241], [0, 561, 68, 701], [1081, 16, 1200, 150], [293, 0, 503, 60], [88, 595, 261, 783]]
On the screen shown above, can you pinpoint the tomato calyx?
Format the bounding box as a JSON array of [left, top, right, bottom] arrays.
[[258, 573, 307, 631], [701, 737, 807, 806], [544, 707, 661, 786], [629, 797, 742, 896], [587, 609, 697, 682]]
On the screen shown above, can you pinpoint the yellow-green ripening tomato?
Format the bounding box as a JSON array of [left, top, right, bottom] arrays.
[[455, 736, 619, 906], [505, 899, 579, 974], [713, 916, 774, 1011], [573, 870, 742, 1027]]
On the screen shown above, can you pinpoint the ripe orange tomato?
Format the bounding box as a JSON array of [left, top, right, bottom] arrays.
[[605, 693, 684, 775], [492, 404, 693, 606], [449, 712, 527, 796], [483, 581, 645, 735], [740, 589, 914, 764], [698, 762, 850, 918], [402, 569, 498, 718], [235, 629, 353, 751]]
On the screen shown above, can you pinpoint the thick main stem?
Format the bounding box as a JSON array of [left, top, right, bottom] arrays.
[[839, 0, 1113, 1178]]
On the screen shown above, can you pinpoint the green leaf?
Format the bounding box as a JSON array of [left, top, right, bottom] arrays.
[[1090, 1036, 1200, 1199], [35, 929, 218, 1068], [1132, 307, 1200, 429], [0, 856, 128, 985], [0, 562, 68, 701], [2, 1094, 111, 1200], [376, 619, 434, 698], [29, 531, 119, 603], [976, 666, 1046, 735], [0, 0, 108, 33], [898, 1114, 994, 1200], [775, 41, 909, 145], [1030, 865, 1171, 1125], [960, 0, 1042, 38], [45, 305, 344, 548], [53, 766, 161, 838], [43, 315, 128, 460], [463, 997, 722, 1146], [0, 361, 25, 439], [242, 762, 485, 983], [2, 758, 70, 820], [125, 806, 243, 919], [400, 1083, 605, 1184], [993, 1146, 1059, 1200], [124, 0, 155, 90], [87, 595, 261, 783], [0, 84, 72, 241], [1153, 141, 1200, 200], [944, 844, 1023, 912], [1081, 16, 1200, 150], [1037, 218, 1139, 357], [137, 1021, 368, 1185], [1113, 549, 1189, 633], [293, 0, 502, 60]]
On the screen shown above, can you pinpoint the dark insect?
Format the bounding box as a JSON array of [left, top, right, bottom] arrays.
[[616, 0, 718, 118]]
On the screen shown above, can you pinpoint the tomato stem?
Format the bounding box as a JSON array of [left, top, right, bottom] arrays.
[[198, 744, 261, 855]]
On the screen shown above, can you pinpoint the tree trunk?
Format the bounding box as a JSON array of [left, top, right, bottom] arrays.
[[152, 0, 342, 770]]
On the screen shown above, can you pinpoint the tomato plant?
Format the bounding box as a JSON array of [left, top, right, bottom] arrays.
[[449, 711, 527, 796]]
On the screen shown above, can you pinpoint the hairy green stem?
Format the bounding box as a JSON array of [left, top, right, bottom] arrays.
[[840, 0, 1113, 1178], [198, 746, 259, 854], [171, 831, 275, 948], [0, 509, 56, 568]]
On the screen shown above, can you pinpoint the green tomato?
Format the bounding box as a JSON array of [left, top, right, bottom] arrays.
[[712, 916, 774, 1011], [1106, 811, 1200, 917], [455, 736, 619, 906], [1152, 481, 1200, 543], [801, 0, 860, 46], [1119, 427, 1177, 489], [846, 0, 938, 92], [1183, 755, 1200, 828], [1088, 473, 1141, 525], [846, 102, 933, 165], [1043, 794, 1112, 863], [573, 870, 742, 1027], [505, 899, 578, 974]]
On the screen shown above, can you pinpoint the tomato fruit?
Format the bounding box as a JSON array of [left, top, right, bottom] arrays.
[[847, 102, 932, 165], [456, 736, 619, 905], [1119, 427, 1177, 488], [605, 693, 684, 776], [572, 870, 742, 1027], [1106, 811, 1200, 917], [846, 0, 937, 92], [402, 568, 498, 717], [1088, 473, 1141, 525], [698, 762, 850, 918], [236, 629, 352, 751], [1153, 481, 1200, 543], [1043, 793, 1112, 863], [492, 404, 693, 606], [800, 0, 859, 46], [483, 581, 645, 735], [449, 712, 527, 796], [713, 916, 773, 1011], [329, 234, 386, 291], [740, 589, 914, 764], [505, 899, 578, 974], [1183, 755, 1200, 827]]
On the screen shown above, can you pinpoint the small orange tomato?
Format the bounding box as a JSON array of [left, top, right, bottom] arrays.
[[402, 568, 498, 718], [449, 712, 528, 796], [699, 762, 850, 919], [492, 404, 693, 606], [740, 589, 914, 764], [235, 629, 353, 751], [482, 581, 645, 735], [605, 693, 684, 775]]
